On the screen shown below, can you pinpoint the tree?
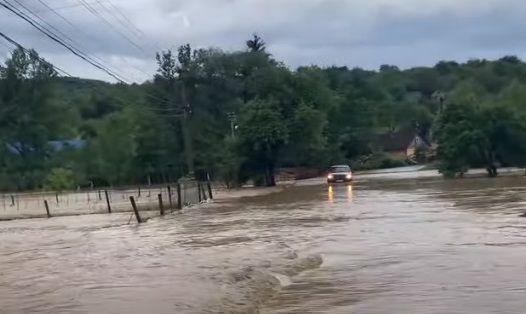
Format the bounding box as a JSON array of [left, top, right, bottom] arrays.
[[5, 37, 526, 192], [281, 104, 328, 167], [44, 167, 76, 192], [214, 137, 245, 188], [435, 103, 478, 177], [0, 47, 59, 190], [86, 109, 138, 185], [436, 101, 526, 177], [238, 99, 288, 186], [246, 33, 266, 52]]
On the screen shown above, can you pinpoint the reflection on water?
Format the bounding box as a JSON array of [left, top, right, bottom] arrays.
[[1, 175, 526, 313], [327, 184, 353, 202]]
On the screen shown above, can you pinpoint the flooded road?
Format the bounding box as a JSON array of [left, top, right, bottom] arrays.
[[2, 173, 526, 313]]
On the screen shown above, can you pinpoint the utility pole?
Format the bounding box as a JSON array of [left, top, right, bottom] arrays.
[[179, 80, 194, 177], [433, 90, 446, 114], [227, 112, 237, 138]]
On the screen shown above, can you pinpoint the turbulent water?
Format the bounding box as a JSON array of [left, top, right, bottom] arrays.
[[2, 173, 526, 313]]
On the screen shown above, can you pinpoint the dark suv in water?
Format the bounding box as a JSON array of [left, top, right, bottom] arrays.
[[326, 165, 353, 184]]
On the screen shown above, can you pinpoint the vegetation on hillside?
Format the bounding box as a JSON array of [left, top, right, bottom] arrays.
[[2, 35, 526, 190]]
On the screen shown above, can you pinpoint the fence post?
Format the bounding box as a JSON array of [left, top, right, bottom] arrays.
[[44, 200, 51, 218], [98, 190, 102, 201], [197, 182, 202, 202], [158, 193, 165, 216], [207, 181, 213, 200], [129, 196, 142, 223], [177, 183, 182, 210], [167, 185, 173, 208], [104, 190, 112, 213], [138, 186, 141, 197], [10, 195, 14, 206], [55, 192, 59, 205]]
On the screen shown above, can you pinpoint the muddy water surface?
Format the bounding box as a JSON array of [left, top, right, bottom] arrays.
[[1, 173, 526, 313]]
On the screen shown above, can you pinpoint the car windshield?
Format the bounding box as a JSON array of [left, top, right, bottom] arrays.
[[331, 166, 350, 173]]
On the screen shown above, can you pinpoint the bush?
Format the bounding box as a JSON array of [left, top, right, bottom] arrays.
[[44, 168, 76, 192]]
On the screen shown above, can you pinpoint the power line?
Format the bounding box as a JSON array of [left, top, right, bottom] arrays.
[[9, 0, 139, 82], [75, 0, 148, 55], [1, 30, 190, 175], [0, 0, 107, 17], [103, 0, 144, 35], [75, 0, 164, 60], [0, 31, 177, 114], [95, 0, 142, 38], [30, 0, 149, 81], [80, 0, 164, 60], [78, 0, 161, 79], [97, 0, 163, 52], [1, 2, 177, 112], [0, 0, 130, 83], [3, 0, 162, 81], [0, 30, 74, 77]]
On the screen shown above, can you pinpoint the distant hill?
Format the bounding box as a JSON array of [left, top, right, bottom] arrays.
[[53, 77, 113, 98]]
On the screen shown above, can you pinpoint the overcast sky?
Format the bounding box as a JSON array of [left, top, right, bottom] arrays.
[[1, 0, 525, 82]]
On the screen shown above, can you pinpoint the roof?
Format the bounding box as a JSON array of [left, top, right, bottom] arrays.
[[48, 139, 86, 150], [372, 128, 420, 152], [5, 139, 86, 154]]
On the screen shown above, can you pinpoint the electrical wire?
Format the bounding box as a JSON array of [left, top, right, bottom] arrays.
[[80, 0, 164, 60], [0, 0, 130, 83], [0, 31, 178, 114], [3, 0, 164, 81], [97, 0, 163, 52], [95, 0, 142, 38], [9, 0, 140, 82], [0, 0, 103, 17], [75, 0, 147, 55], [1, 1, 183, 113], [1, 0, 171, 108], [31, 0, 151, 81]]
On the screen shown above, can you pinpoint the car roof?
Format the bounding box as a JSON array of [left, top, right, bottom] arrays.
[[331, 165, 350, 168]]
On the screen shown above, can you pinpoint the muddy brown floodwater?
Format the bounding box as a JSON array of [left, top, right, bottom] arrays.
[[2, 172, 526, 313]]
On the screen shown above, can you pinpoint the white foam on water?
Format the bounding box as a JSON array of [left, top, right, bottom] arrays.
[[269, 272, 292, 287]]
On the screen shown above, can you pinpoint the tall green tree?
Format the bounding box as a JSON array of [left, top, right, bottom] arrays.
[[0, 47, 60, 190], [436, 101, 526, 177], [238, 99, 288, 186]]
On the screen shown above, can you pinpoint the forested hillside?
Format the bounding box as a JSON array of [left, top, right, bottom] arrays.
[[2, 35, 526, 191]]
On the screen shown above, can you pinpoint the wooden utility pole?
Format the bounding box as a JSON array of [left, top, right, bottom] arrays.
[[227, 112, 237, 138], [180, 82, 194, 176], [432, 90, 446, 114]]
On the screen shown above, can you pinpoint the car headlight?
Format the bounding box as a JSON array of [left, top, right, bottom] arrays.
[[346, 174, 352, 179], [327, 174, 333, 179]]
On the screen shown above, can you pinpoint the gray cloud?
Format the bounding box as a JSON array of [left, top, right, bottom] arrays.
[[0, 0, 525, 82]]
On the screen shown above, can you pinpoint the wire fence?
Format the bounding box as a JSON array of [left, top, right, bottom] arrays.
[[0, 180, 213, 221]]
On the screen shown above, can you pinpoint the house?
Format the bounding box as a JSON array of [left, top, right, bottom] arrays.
[[372, 127, 431, 159], [5, 139, 86, 154], [48, 139, 86, 151]]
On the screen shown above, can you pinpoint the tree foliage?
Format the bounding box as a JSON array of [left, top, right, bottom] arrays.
[[44, 167, 76, 192], [2, 41, 526, 190]]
